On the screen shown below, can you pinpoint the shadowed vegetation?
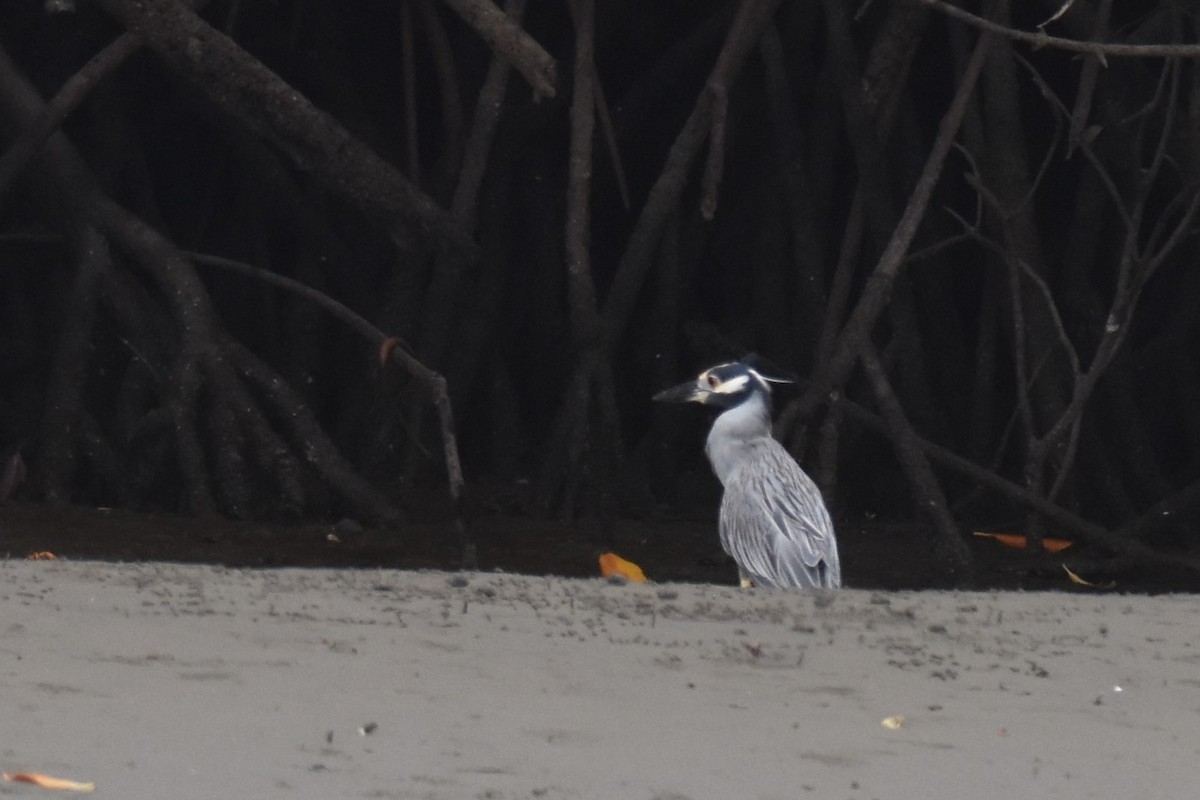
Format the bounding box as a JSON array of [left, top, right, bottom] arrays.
[[2, 0, 1199, 588]]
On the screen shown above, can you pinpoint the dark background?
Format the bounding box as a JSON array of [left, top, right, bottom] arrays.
[[2, 0, 1199, 591]]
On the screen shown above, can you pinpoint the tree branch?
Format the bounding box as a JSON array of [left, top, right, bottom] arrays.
[[920, 0, 1200, 59], [859, 342, 972, 581], [438, 0, 557, 98], [95, 0, 475, 255], [0, 33, 140, 206], [601, 0, 782, 341], [798, 15, 993, 416], [186, 251, 468, 538], [821, 379, 1200, 575]]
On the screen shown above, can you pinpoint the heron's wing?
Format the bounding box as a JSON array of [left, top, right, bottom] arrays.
[[719, 439, 841, 588]]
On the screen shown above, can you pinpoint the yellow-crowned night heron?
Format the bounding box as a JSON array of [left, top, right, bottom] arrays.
[[655, 361, 841, 589]]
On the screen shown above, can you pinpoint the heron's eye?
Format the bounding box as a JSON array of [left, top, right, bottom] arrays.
[[707, 374, 720, 388]]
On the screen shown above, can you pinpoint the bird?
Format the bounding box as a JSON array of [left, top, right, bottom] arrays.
[[654, 360, 841, 589]]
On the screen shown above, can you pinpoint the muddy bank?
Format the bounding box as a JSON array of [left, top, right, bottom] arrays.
[[2, 560, 1197, 799]]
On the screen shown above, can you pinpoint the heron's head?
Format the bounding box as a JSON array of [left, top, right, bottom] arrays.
[[653, 360, 791, 410]]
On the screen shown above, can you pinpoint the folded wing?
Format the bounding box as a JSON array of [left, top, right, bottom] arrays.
[[719, 439, 840, 588]]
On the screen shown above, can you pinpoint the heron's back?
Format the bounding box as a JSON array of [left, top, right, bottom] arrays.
[[717, 437, 841, 589]]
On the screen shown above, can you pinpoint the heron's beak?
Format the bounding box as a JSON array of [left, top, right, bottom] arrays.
[[653, 379, 710, 404]]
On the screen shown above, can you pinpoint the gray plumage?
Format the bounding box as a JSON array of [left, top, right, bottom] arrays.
[[655, 361, 841, 589]]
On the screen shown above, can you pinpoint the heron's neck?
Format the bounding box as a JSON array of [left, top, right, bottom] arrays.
[[704, 391, 772, 485]]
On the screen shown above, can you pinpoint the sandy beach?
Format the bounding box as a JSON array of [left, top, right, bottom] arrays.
[[2, 560, 1198, 799]]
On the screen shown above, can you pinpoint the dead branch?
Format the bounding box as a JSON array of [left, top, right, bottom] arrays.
[[758, 21, 829, 351], [800, 0, 927, 380], [814, 378, 1200, 575], [38, 225, 109, 503], [986, 55, 1200, 517], [416, 0, 527, 375], [203, 359, 253, 518], [0, 42, 431, 523], [187, 253, 466, 474], [533, 0, 619, 518], [860, 0, 928, 125], [1066, 0, 1111, 156], [450, 0, 526, 227], [796, 16, 994, 417], [0, 41, 220, 512], [602, 0, 783, 341], [590, 63, 631, 211], [414, 0, 467, 196], [0, 33, 139, 206], [818, 0, 898, 247], [920, 0, 1200, 59], [94, 0, 475, 255], [437, 0, 557, 99], [204, 349, 306, 515], [564, 0, 602, 347], [573, 0, 624, 520], [222, 338, 399, 522], [402, 0, 526, 520], [400, 0, 421, 185], [859, 342, 973, 581], [699, 80, 727, 220], [0, 0, 219, 205], [1114, 475, 1200, 542], [535, 0, 782, 514], [187, 252, 469, 540]]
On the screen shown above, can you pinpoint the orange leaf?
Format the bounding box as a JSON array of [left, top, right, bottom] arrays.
[[973, 532, 1074, 553], [3, 772, 95, 792], [26, 551, 56, 561], [598, 552, 646, 583]]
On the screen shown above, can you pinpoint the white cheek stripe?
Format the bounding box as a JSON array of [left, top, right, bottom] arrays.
[[712, 374, 751, 394]]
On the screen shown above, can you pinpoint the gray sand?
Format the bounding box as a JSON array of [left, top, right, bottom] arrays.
[[2, 561, 1197, 799]]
